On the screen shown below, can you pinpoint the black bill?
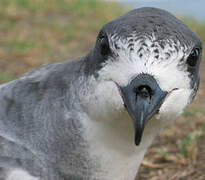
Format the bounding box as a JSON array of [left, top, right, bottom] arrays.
[[118, 74, 167, 145]]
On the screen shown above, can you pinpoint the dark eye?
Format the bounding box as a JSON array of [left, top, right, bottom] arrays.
[[99, 33, 110, 56], [187, 48, 200, 67]]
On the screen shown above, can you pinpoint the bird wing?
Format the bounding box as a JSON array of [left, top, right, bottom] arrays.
[[0, 59, 87, 174]]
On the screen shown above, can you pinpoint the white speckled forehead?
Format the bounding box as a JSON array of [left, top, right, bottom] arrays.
[[97, 34, 191, 92], [109, 33, 189, 62]]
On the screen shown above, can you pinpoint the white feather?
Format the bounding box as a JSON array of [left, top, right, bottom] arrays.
[[81, 35, 192, 179], [6, 169, 38, 180]]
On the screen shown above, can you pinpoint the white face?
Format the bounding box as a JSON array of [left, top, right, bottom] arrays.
[[80, 9, 201, 179], [95, 34, 194, 122]]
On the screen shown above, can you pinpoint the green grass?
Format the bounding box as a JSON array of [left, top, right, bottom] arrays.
[[180, 125, 205, 157], [0, 0, 126, 62], [5, 39, 36, 53], [202, 123, 205, 131], [157, 150, 168, 159], [0, 69, 15, 83], [183, 108, 204, 117], [0, 0, 46, 13], [0, 0, 127, 77], [0, 20, 15, 31]]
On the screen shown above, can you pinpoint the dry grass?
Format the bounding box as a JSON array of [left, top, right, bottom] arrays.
[[0, 0, 125, 81], [0, 1, 204, 179]]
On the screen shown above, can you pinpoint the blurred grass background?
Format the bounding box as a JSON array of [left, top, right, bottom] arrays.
[[0, 0, 205, 179], [0, 0, 204, 82], [0, 0, 125, 82]]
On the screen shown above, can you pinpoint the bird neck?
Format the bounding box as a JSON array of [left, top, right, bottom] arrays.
[[83, 106, 163, 180], [81, 79, 164, 179]]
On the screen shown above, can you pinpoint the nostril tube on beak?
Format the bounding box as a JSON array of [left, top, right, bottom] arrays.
[[118, 73, 168, 145], [136, 85, 153, 99]]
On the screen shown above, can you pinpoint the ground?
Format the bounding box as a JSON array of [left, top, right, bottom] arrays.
[[0, 0, 204, 179]]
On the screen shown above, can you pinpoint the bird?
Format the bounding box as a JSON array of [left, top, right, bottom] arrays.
[[0, 7, 202, 180]]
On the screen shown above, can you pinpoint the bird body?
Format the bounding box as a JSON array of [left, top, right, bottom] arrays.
[[0, 7, 202, 180], [0, 59, 92, 179]]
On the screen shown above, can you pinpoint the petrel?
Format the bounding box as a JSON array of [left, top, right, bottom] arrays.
[[0, 7, 202, 180]]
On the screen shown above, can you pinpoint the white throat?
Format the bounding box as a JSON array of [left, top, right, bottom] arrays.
[[82, 79, 173, 180]]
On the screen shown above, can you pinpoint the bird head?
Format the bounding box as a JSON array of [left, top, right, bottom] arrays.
[[86, 8, 202, 146]]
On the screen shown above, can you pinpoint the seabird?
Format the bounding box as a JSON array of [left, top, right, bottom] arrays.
[[0, 7, 202, 180]]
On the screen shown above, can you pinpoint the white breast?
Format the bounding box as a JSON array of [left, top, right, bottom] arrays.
[[83, 110, 170, 180], [82, 79, 179, 180]]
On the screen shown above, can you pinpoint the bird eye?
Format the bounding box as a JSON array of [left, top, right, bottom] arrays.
[[187, 48, 200, 67], [99, 33, 110, 56]]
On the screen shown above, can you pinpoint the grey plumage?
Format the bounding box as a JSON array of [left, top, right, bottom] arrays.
[[0, 60, 92, 179], [0, 7, 202, 180]]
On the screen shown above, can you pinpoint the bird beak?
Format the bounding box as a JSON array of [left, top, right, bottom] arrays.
[[118, 74, 167, 146]]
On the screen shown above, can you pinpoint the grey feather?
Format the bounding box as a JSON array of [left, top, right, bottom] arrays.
[[0, 7, 202, 180]]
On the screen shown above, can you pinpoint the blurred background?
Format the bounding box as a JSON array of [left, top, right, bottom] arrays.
[[0, 0, 204, 179], [118, 0, 205, 22]]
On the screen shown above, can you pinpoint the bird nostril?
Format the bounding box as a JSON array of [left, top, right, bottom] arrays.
[[136, 85, 153, 98]]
